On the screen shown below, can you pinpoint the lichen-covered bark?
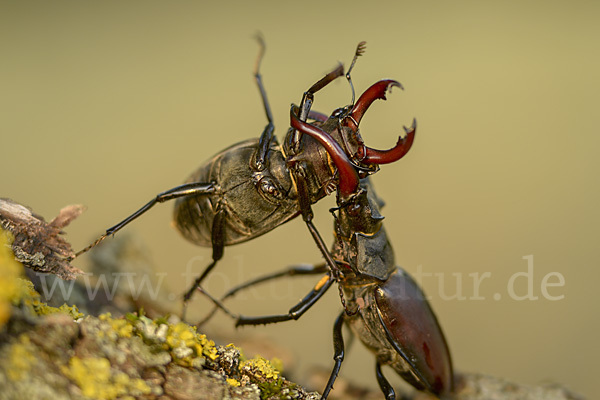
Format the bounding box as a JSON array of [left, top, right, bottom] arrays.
[[0, 308, 320, 400], [0, 227, 320, 400], [0, 225, 585, 400]]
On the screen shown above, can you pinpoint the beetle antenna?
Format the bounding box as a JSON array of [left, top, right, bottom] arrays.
[[346, 41, 367, 105]]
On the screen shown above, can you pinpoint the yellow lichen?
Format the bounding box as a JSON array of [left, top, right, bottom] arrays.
[[109, 317, 134, 338], [269, 357, 284, 374], [61, 356, 151, 400], [164, 321, 218, 365], [33, 301, 84, 320], [99, 312, 112, 321], [7, 334, 36, 381], [0, 228, 24, 327], [1, 229, 84, 325], [240, 356, 281, 380], [227, 378, 241, 387]]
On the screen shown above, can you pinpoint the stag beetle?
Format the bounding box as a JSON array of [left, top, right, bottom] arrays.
[[202, 77, 453, 397], [73, 40, 408, 316]]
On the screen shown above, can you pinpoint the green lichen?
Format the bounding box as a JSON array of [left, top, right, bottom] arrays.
[[61, 356, 151, 399]]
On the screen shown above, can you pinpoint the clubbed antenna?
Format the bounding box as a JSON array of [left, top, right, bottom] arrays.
[[346, 41, 367, 105]]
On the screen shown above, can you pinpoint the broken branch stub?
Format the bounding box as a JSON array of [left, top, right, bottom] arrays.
[[0, 198, 84, 280]]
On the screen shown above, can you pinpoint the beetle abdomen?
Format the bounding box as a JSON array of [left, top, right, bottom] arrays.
[[375, 268, 454, 395], [173, 139, 298, 247]]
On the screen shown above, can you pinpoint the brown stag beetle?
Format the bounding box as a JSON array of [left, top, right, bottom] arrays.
[[213, 187, 454, 399], [72, 39, 410, 317], [201, 76, 454, 398], [204, 181, 453, 397]]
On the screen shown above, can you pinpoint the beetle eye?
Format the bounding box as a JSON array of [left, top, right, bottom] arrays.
[[332, 105, 352, 118], [257, 177, 283, 203], [331, 107, 345, 117]]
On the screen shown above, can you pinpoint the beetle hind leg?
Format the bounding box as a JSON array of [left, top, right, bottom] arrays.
[[376, 361, 397, 400], [321, 311, 346, 400]]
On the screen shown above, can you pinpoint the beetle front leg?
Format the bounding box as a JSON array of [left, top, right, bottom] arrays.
[[292, 162, 347, 279], [253, 35, 275, 171], [289, 63, 344, 154]]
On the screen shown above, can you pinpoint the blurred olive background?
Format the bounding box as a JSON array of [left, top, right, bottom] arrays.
[[2, 1, 598, 397]]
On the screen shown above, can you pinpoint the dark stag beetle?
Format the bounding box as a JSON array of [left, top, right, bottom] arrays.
[[202, 75, 454, 398], [73, 39, 412, 317]]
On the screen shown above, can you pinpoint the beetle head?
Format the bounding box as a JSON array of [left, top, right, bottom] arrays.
[[290, 80, 416, 202]]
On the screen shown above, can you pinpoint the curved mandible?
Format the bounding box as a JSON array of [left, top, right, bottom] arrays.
[[359, 119, 416, 165], [290, 106, 359, 199], [344, 79, 417, 165]]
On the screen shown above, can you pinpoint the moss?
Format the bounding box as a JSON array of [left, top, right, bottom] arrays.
[[61, 356, 151, 399]]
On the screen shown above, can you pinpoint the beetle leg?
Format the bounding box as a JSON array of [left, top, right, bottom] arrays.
[[253, 35, 275, 171], [290, 64, 345, 154], [235, 272, 334, 326], [181, 204, 226, 320], [196, 263, 328, 326], [289, 155, 350, 280], [224, 263, 328, 301], [321, 311, 346, 400], [71, 182, 218, 260], [375, 362, 396, 400]]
